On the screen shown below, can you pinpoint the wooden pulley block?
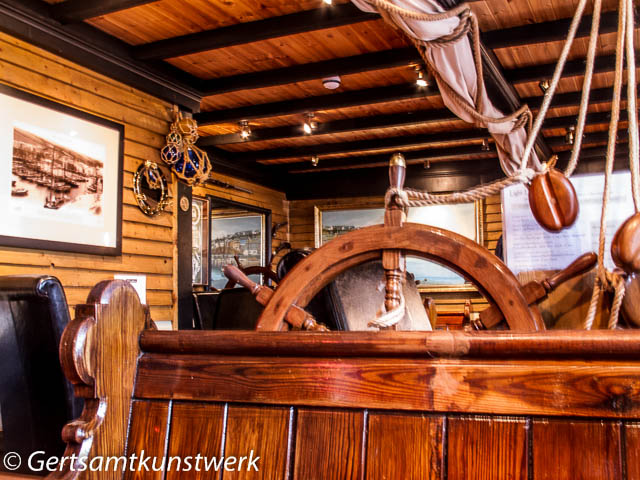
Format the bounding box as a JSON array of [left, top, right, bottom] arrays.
[[621, 273, 640, 327], [611, 212, 640, 274], [528, 168, 579, 232]]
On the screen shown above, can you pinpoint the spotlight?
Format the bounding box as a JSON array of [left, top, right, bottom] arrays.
[[565, 125, 575, 145], [416, 68, 428, 87], [303, 113, 317, 134], [239, 120, 251, 140], [323, 0, 332, 4], [311, 155, 319, 167], [539, 79, 550, 94], [481, 138, 491, 151]]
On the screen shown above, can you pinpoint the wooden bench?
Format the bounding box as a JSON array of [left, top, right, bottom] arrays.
[[50, 280, 640, 479]]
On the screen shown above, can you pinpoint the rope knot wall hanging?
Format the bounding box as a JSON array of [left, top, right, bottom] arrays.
[[161, 110, 211, 186]]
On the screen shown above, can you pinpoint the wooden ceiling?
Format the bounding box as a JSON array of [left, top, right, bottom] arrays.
[[3, 0, 639, 197]]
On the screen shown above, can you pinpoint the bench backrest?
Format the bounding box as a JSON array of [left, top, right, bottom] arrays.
[[54, 280, 640, 479]]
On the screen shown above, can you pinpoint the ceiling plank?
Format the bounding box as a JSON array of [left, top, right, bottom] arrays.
[[132, 3, 377, 61], [195, 83, 432, 125], [200, 48, 421, 96], [50, 0, 158, 23]]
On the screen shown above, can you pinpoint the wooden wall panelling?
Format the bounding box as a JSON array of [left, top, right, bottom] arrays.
[[366, 412, 444, 480], [222, 405, 291, 479], [625, 422, 640, 479], [0, 31, 176, 323], [123, 400, 171, 480], [165, 402, 226, 479], [532, 419, 623, 479], [293, 408, 365, 480], [447, 416, 528, 480]]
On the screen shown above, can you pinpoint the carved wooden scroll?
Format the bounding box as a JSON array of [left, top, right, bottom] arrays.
[[48, 281, 147, 480]]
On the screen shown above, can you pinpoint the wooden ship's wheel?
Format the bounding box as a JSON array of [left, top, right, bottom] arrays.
[[226, 154, 546, 332]]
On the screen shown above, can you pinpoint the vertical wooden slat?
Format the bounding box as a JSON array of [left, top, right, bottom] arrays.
[[165, 402, 226, 479], [447, 416, 527, 480], [533, 419, 622, 479], [222, 405, 290, 479], [123, 400, 170, 480], [294, 408, 365, 480], [625, 422, 640, 479], [366, 412, 443, 480]]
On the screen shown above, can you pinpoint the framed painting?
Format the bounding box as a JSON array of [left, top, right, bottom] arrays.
[[315, 201, 483, 292], [0, 83, 123, 255]]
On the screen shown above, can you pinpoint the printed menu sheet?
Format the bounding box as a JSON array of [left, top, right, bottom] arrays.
[[502, 172, 635, 274]]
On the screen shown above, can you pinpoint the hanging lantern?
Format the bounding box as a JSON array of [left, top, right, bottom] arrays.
[[160, 110, 211, 186]]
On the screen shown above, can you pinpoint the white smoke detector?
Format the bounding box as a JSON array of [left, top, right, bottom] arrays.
[[322, 75, 341, 90]]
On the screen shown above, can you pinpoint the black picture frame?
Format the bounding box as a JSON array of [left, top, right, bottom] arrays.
[[0, 83, 124, 255]]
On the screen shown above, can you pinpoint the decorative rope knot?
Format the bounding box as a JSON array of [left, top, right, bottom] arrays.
[[368, 293, 406, 329], [385, 187, 410, 209]]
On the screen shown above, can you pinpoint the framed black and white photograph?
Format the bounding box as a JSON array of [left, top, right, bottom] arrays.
[[0, 84, 123, 255], [315, 201, 483, 292]]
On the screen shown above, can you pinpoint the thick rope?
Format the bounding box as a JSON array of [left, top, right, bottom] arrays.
[[519, 0, 590, 172], [385, 168, 536, 207], [584, 0, 628, 329], [625, 0, 640, 212], [369, 294, 406, 328], [564, 0, 602, 177]]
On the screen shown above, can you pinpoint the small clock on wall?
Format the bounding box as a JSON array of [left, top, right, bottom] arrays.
[[179, 196, 190, 212]]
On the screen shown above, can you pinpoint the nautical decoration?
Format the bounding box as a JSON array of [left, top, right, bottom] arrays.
[[161, 110, 211, 186], [133, 161, 171, 217]]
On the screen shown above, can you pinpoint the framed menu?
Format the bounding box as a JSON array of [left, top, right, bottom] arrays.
[[502, 171, 635, 274]]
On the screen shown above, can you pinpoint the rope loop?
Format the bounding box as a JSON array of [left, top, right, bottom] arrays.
[[369, 293, 406, 328]]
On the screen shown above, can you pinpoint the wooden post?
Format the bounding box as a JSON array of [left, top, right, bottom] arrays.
[[381, 153, 408, 330]]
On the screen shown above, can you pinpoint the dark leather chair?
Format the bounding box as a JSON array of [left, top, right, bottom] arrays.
[[0, 275, 82, 474], [192, 291, 220, 329], [212, 288, 264, 330]]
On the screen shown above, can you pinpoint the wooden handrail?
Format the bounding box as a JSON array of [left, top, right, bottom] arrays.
[[139, 329, 640, 358]]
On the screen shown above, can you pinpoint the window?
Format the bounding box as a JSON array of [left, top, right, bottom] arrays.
[[189, 196, 271, 289]]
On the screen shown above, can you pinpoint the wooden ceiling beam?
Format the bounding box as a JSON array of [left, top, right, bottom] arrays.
[[280, 142, 628, 176], [283, 146, 630, 200], [235, 128, 488, 162], [283, 144, 497, 173], [202, 106, 631, 151], [204, 86, 622, 160], [200, 48, 421, 96], [483, 9, 626, 50], [505, 51, 639, 84], [132, 4, 377, 61], [197, 71, 625, 129], [0, 0, 202, 111], [199, 109, 458, 146], [50, 0, 157, 23], [195, 83, 432, 125]]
